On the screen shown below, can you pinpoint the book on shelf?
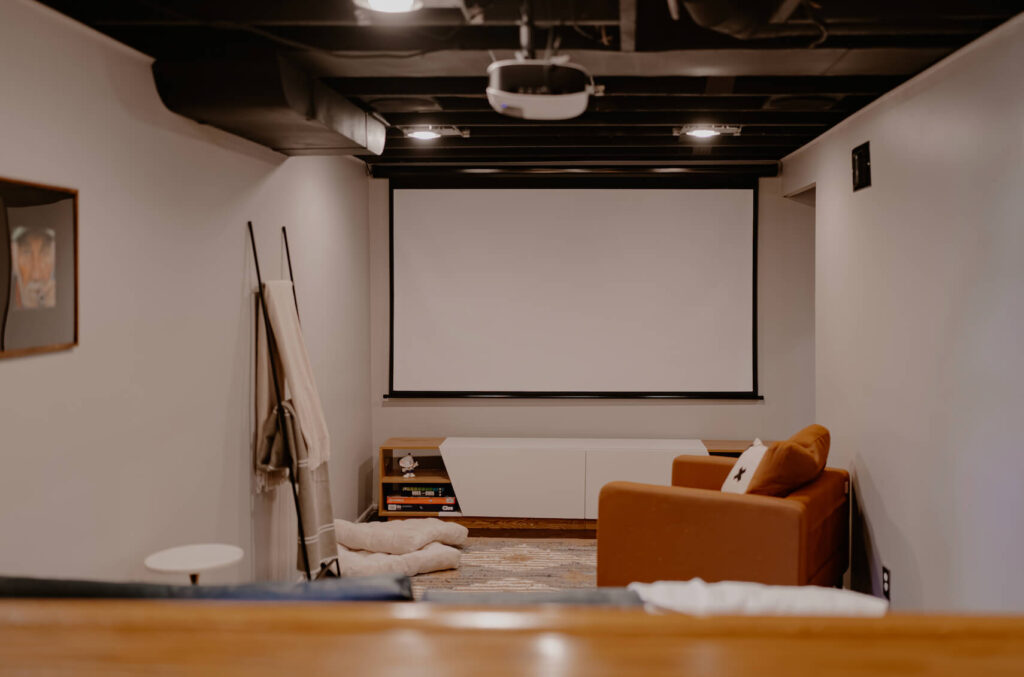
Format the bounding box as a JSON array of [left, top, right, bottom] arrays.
[[385, 484, 454, 498], [386, 496, 457, 505], [386, 503, 460, 513]]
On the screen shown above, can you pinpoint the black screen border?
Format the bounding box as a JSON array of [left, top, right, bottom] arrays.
[[387, 175, 761, 400]]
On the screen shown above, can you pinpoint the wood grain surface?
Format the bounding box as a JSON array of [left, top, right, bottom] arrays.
[[1, 601, 1023, 676], [381, 437, 446, 451]]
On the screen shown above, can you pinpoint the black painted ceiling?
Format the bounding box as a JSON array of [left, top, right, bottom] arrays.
[[37, 1, 1023, 176]]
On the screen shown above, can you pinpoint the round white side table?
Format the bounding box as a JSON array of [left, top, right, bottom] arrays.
[[144, 543, 244, 585]]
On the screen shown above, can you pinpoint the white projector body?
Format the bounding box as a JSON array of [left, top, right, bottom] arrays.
[[486, 58, 594, 120]]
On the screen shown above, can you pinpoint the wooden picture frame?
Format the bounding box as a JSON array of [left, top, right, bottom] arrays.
[[0, 176, 78, 359]]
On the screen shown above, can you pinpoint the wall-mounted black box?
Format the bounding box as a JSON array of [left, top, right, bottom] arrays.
[[852, 141, 871, 191]]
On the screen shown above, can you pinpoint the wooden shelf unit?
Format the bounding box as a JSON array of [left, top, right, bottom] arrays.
[[381, 470, 451, 484], [378, 437, 456, 519]]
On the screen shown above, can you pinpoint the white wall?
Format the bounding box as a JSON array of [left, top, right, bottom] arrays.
[[0, 0, 371, 583], [369, 176, 815, 452], [781, 15, 1024, 611]]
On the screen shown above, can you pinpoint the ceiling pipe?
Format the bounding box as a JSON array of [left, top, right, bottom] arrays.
[[518, 0, 535, 59], [680, 0, 827, 42], [153, 53, 386, 156]]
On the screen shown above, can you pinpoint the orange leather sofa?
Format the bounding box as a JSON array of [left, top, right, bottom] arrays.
[[597, 455, 849, 587]]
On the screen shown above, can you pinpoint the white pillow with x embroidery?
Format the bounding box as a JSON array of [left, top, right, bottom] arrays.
[[721, 439, 768, 493]]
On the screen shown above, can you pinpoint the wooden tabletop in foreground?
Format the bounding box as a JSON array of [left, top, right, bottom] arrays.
[[2, 601, 1023, 676]]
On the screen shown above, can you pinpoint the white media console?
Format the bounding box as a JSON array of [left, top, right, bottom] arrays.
[[379, 437, 739, 521]]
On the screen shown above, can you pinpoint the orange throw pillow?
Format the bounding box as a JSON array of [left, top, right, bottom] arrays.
[[746, 424, 831, 496]]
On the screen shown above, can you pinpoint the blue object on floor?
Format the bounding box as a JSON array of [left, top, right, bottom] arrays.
[[0, 574, 412, 601], [420, 588, 642, 606]]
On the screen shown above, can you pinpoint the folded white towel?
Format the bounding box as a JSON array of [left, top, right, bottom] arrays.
[[336, 542, 461, 577], [334, 518, 468, 555], [628, 579, 888, 617]]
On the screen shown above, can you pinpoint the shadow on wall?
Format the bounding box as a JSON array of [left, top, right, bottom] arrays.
[[357, 456, 374, 516], [849, 476, 876, 596], [849, 459, 923, 607]]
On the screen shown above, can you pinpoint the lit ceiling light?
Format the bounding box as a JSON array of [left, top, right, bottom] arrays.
[[407, 129, 441, 140], [352, 0, 423, 13], [674, 124, 743, 139], [401, 125, 469, 140]]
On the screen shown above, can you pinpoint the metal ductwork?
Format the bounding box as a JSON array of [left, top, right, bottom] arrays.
[[153, 52, 386, 156], [679, 0, 806, 40]]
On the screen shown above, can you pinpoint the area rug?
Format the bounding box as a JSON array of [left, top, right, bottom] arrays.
[[410, 537, 596, 599]]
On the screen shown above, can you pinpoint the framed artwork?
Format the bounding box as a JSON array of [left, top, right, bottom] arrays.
[[0, 176, 78, 359]]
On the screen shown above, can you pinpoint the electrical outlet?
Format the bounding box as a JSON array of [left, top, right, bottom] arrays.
[[882, 566, 891, 600]]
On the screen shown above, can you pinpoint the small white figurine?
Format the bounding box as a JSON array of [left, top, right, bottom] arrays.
[[398, 453, 419, 478]]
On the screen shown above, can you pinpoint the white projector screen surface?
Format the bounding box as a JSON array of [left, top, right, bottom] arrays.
[[391, 187, 755, 395]]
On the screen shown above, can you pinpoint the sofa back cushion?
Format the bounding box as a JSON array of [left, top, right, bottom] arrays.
[[721, 425, 831, 497], [747, 425, 831, 497]]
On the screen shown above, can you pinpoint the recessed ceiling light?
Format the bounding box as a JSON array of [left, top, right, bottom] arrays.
[[401, 125, 468, 140], [674, 124, 742, 139], [407, 130, 441, 140], [352, 0, 423, 13]]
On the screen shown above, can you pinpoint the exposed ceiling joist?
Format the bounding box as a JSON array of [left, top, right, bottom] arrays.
[[384, 135, 816, 149], [324, 74, 907, 96], [380, 110, 844, 126], [34, 0, 1024, 173]]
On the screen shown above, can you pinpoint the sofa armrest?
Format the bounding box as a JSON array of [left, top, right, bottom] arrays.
[[671, 455, 735, 489], [597, 482, 805, 587], [786, 468, 850, 585]]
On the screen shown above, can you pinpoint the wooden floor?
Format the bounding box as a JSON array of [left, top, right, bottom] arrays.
[[2, 600, 1024, 676]]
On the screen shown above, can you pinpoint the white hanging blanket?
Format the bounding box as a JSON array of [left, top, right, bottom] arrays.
[[258, 280, 331, 471], [253, 282, 336, 578]]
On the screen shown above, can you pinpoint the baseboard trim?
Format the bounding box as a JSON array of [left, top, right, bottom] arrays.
[[356, 504, 377, 523]]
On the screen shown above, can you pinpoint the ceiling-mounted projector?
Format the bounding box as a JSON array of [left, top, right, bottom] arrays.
[[486, 57, 596, 120]]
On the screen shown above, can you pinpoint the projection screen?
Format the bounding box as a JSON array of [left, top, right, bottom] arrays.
[[390, 186, 757, 397]]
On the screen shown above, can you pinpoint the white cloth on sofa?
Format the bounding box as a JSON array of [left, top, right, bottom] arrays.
[[628, 579, 888, 617], [333, 518, 468, 577]]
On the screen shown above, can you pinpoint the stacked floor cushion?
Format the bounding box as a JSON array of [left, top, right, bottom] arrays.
[[334, 518, 468, 577]]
